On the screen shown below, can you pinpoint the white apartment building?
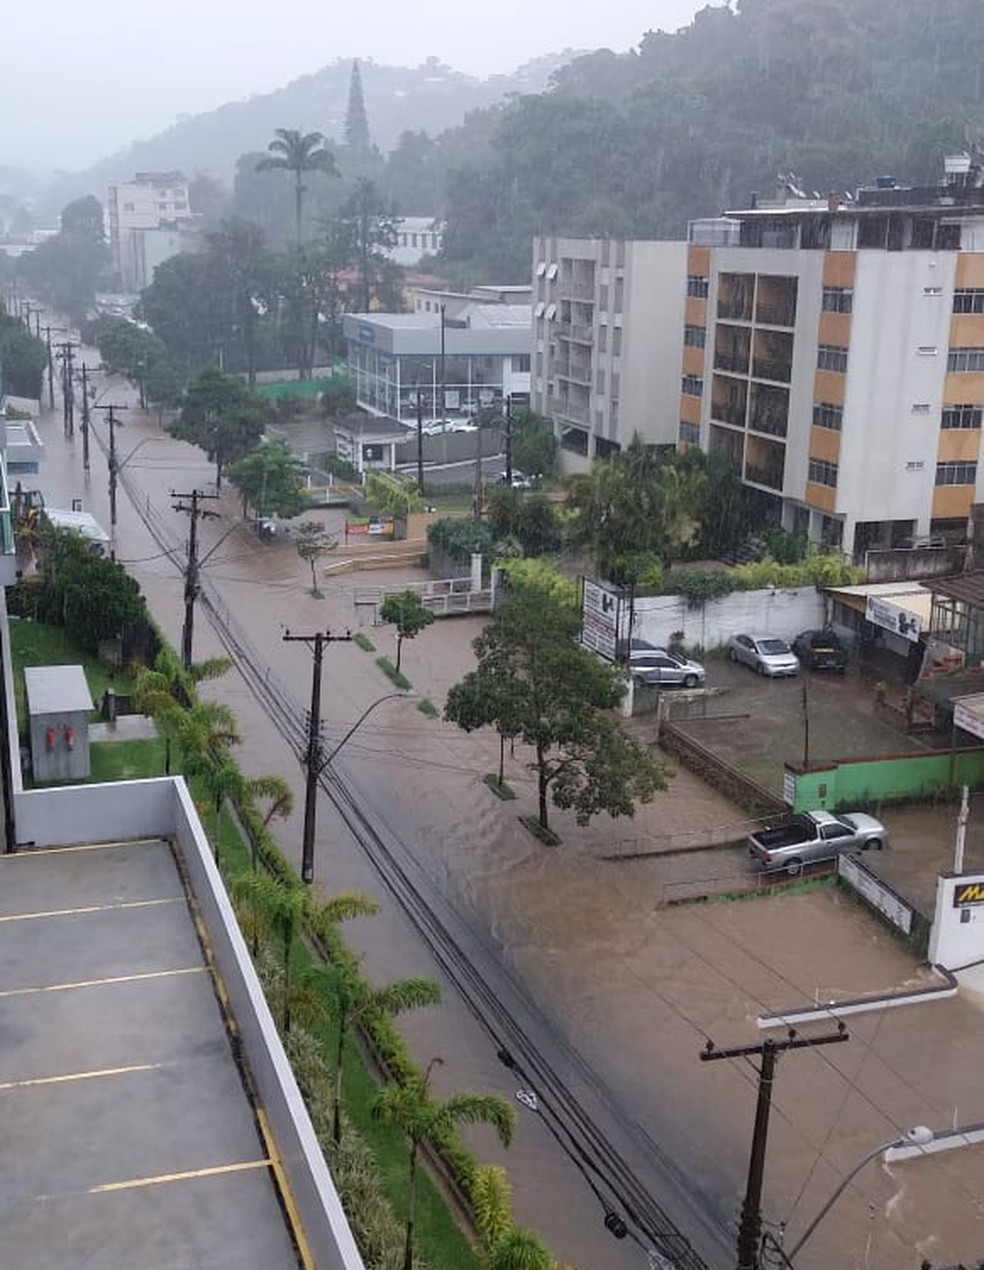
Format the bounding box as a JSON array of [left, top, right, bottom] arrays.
[[531, 237, 688, 468], [388, 217, 444, 267], [107, 172, 199, 292], [534, 156, 984, 560]]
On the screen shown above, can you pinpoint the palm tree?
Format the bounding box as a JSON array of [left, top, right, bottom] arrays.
[[232, 871, 306, 1030], [486, 1230, 554, 1270], [255, 128, 338, 245], [373, 1058, 515, 1270], [304, 959, 440, 1145]]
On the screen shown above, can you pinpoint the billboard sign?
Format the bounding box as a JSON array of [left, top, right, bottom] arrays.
[[865, 594, 921, 642], [581, 579, 623, 661]]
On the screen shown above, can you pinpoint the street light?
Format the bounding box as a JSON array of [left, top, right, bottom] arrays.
[[784, 1125, 935, 1262], [319, 690, 416, 775]]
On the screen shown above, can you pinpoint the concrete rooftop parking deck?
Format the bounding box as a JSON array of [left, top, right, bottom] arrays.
[[0, 837, 301, 1270]]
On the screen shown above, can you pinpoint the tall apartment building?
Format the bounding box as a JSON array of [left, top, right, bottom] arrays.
[[534, 155, 984, 560], [107, 172, 199, 292], [531, 237, 687, 468]]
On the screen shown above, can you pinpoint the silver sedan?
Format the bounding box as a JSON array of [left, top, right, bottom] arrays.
[[727, 633, 800, 677]]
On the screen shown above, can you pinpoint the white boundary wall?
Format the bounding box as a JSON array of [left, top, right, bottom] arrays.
[[632, 586, 825, 651]]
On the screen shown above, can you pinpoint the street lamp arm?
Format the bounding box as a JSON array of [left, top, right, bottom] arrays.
[[319, 691, 413, 774], [197, 520, 242, 568], [786, 1126, 933, 1261]]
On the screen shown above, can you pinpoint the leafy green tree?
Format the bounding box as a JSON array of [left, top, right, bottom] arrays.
[[171, 366, 269, 490], [373, 1057, 515, 1270], [304, 958, 440, 1144], [228, 436, 308, 519], [19, 199, 109, 322], [510, 409, 557, 481], [60, 195, 105, 241], [294, 520, 337, 596], [340, 177, 400, 312], [0, 311, 46, 397], [446, 585, 665, 832], [255, 128, 339, 245], [232, 871, 306, 1031], [379, 589, 435, 672], [36, 527, 147, 652], [97, 319, 180, 408]]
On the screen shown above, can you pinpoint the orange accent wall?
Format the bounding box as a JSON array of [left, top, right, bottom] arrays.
[[809, 426, 841, 464], [933, 486, 974, 519], [805, 481, 836, 513], [937, 429, 983, 463], [822, 252, 856, 288], [813, 369, 847, 406], [679, 394, 701, 425], [681, 345, 705, 377], [818, 312, 851, 347], [945, 372, 984, 402], [950, 314, 984, 347], [687, 245, 710, 275], [684, 297, 707, 327], [955, 255, 984, 288]]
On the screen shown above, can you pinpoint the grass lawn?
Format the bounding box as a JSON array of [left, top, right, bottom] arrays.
[[8, 619, 139, 730], [90, 738, 167, 782]]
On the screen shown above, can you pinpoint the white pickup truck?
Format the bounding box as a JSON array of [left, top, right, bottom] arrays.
[[748, 810, 886, 874]]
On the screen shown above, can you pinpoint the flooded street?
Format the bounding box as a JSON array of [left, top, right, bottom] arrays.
[[29, 361, 984, 1270]]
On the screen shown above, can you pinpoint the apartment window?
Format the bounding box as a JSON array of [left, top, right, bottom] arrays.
[[924, 286, 943, 297], [174, 201, 187, 211], [681, 374, 703, 397], [954, 289, 984, 314], [687, 275, 709, 299], [936, 461, 978, 485], [596, 369, 606, 394], [123, 202, 134, 212], [612, 327, 622, 357], [942, 404, 983, 429], [812, 402, 843, 431], [614, 277, 624, 313], [157, 202, 168, 211], [515, 355, 530, 372], [822, 286, 853, 314], [808, 458, 838, 487], [917, 346, 938, 356], [599, 284, 609, 311], [948, 347, 984, 372], [597, 326, 608, 353], [679, 421, 700, 445], [684, 324, 706, 348], [610, 372, 620, 398], [817, 344, 849, 373]]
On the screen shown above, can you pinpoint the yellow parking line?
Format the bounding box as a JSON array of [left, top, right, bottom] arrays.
[[256, 1106, 316, 1270], [0, 966, 204, 999], [0, 897, 181, 924], [0, 1062, 170, 1092], [88, 1159, 271, 1194]]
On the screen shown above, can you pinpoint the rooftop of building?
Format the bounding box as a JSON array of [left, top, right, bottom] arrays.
[[0, 836, 302, 1268], [923, 570, 984, 607]]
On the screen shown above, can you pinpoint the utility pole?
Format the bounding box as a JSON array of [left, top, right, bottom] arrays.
[[44, 326, 55, 410], [438, 302, 447, 465], [94, 404, 126, 543], [504, 392, 513, 485], [701, 1025, 849, 1270], [173, 489, 220, 670], [283, 628, 353, 885], [55, 341, 77, 438], [79, 364, 91, 473], [415, 382, 425, 494]]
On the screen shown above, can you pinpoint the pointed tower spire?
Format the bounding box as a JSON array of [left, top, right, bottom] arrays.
[[344, 60, 371, 153]]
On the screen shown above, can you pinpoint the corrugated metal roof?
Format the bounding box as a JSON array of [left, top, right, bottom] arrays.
[[825, 581, 934, 623], [923, 570, 984, 607]]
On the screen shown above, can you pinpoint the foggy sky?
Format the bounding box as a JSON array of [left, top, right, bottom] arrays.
[[4, 0, 706, 173]]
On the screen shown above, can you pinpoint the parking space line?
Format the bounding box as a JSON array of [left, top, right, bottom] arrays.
[[0, 966, 205, 999], [0, 839, 163, 861], [87, 1159, 272, 1195], [0, 897, 181, 925], [0, 1062, 171, 1092]]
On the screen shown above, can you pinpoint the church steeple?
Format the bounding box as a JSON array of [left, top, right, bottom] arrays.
[[344, 60, 371, 153]]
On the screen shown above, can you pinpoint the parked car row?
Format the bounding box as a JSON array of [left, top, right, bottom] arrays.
[[621, 629, 848, 689]]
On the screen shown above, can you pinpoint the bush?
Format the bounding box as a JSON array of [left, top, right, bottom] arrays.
[[661, 568, 734, 607], [495, 557, 579, 609], [428, 517, 494, 565]]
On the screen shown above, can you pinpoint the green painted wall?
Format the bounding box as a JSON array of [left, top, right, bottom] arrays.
[[788, 750, 984, 811]]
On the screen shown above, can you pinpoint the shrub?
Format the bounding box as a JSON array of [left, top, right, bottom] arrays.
[[661, 568, 735, 607], [495, 557, 579, 610], [428, 516, 494, 565]]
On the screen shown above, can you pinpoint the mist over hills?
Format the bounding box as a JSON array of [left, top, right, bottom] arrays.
[[33, 52, 577, 216]]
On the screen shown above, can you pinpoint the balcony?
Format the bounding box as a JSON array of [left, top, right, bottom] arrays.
[[548, 395, 591, 426], [562, 360, 593, 386], [744, 462, 785, 491], [554, 321, 595, 344]]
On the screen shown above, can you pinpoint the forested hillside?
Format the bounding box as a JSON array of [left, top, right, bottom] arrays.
[[433, 0, 984, 279]]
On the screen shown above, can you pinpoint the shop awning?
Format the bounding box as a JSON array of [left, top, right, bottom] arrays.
[[825, 581, 932, 642]]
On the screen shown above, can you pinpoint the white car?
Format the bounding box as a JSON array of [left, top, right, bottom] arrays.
[[727, 633, 800, 677]]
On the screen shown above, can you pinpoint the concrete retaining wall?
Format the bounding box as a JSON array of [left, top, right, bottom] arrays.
[[633, 587, 824, 651]]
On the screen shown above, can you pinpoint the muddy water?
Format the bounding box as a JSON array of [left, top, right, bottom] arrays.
[[32, 372, 984, 1269]]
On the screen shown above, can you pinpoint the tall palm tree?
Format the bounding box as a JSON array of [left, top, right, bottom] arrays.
[[373, 1058, 515, 1270], [232, 871, 306, 1030], [255, 128, 338, 244], [303, 959, 440, 1144]]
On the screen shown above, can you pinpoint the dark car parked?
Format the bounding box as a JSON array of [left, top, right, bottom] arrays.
[[792, 629, 848, 672]]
